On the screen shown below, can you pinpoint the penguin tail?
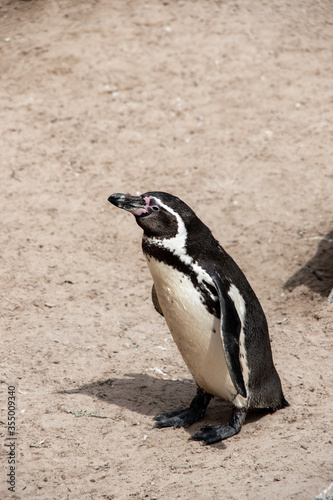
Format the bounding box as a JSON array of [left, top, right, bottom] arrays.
[[281, 395, 290, 408], [269, 395, 290, 412]]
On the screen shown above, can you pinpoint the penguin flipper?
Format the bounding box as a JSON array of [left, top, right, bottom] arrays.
[[152, 284, 164, 317], [212, 275, 247, 399]]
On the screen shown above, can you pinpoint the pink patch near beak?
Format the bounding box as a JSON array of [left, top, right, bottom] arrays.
[[129, 196, 153, 216], [129, 207, 148, 216]]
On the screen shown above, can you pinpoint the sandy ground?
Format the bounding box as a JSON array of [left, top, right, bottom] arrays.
[[0, 0, 332, 499]]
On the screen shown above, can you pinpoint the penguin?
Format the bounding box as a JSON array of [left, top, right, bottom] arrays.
[[108, 191, 288, 445]]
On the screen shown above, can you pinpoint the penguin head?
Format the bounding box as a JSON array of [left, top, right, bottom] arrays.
[[108, 191, 196, 239]]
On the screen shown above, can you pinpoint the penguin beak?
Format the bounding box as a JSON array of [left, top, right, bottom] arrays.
[[108, 193, 149, 216]]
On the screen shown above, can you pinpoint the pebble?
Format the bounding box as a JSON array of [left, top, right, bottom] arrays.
[[315, 482, 333, 500]]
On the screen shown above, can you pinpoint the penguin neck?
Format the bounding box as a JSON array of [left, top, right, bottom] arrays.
[[142, 202, 190, 262], [141, 213, 218, 298], [142, 205, 214, 266]]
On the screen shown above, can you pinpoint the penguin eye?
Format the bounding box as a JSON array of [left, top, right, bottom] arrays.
[[151, 205, 160, 212]]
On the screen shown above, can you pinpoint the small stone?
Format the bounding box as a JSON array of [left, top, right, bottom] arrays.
[[315, 482, 333, 500]]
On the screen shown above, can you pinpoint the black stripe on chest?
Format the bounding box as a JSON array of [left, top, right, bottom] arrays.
[[142, 239, 221, 319]]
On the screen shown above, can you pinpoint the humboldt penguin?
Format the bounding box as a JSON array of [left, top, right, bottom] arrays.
[[108, 191, 288, 445]]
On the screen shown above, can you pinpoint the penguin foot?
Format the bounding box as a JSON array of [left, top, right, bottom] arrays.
[[190, 424, 238, 445], [154, 386, 212, 429], [154, 407, 203, 428], [190, 407, 247, 445]]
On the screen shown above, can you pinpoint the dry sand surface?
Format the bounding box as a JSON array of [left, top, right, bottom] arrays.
[[0, 1, 332, 499]]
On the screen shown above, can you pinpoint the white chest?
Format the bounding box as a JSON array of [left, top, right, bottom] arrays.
[[146, 256, 237, 401]]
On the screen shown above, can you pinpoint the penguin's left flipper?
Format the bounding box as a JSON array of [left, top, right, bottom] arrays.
[[154, 386, 212, 428], [152, 284, 164, 317], [190, 407, 247, 445], [211, 274, 247, 399]]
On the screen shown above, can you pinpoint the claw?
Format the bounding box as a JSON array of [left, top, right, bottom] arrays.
[[153, 409, 185, 422], [153, 387, 212, 430], [153, 407, 199, 428], [190, 424, 237, 445], [154, 414, 187, 429]]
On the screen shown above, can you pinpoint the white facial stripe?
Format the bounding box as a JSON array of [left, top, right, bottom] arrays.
[[149, 200, 189, 255], [146, 199, 214, 286]]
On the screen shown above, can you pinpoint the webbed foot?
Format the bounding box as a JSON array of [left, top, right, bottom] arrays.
[[190, 407, 247, 445], [154, 386, 212, 429]]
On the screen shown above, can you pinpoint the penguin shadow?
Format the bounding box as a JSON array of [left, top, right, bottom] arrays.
[[59, 373, 272, 448], [59, 373, 191, 418], [283, 229, 333, 299]]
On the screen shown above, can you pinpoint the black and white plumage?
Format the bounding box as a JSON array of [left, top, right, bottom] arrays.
[[108, 191, 288, 445]]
